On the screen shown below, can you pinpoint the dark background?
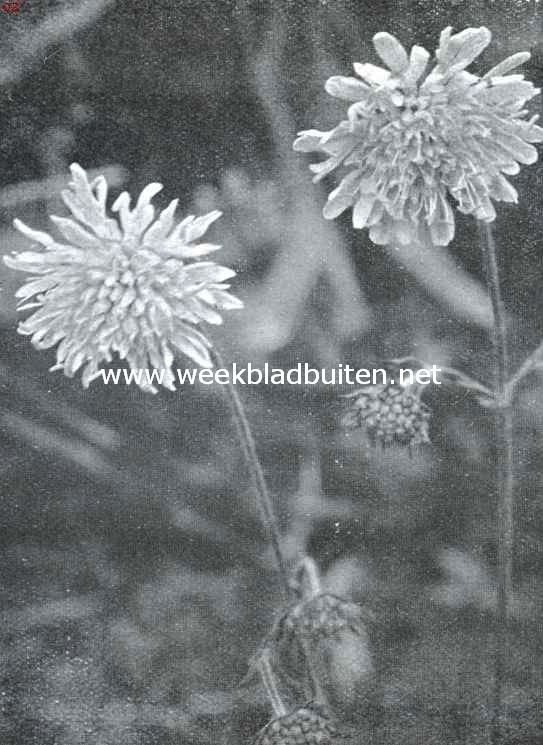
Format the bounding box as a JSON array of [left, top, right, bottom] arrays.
[[0, 1, 542, 743]]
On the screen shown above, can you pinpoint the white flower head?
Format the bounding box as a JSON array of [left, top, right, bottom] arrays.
[[4, 164, 243, 392], [294, 27, 543, 246]]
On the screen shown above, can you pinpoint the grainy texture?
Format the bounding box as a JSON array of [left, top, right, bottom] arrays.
[[0, 2, 542, 745]]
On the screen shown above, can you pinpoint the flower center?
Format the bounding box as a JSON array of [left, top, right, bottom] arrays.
[[90, 245, 155, 320]]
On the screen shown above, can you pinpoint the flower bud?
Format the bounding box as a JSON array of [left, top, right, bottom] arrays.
[[342, 382, 431, 447], [255, 702, 341, 744], [283, 594, 374, 718]]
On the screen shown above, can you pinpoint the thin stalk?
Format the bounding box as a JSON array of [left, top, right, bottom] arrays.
[[505, 338, 543, 400], [257, 655, 288, 718], [212, 348, 289, 595], [480, 223, 514, 745], [294, 557, 329, 706], [213, 349, 326, 703], [386, 357, 494, 399]]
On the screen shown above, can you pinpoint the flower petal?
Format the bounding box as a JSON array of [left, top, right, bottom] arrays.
[[429, 220, 454, 246], [136, 183, 163, 209], [353, 62, 391, 86], [484, 51, 530, 79], [320, 123, 360, 155], [170, 242, 222, 259], [15, 276, 59, 299], [368, 220, 393, 245], [373, 32, 409, 74], [437, 26, 491, 71], [50, 216, 102, 250], [172, 322, 213, 368], [478, 78, 539, 106], [309, 157, 341, 182], [90, 175, 108, 209], [13, 219, 54, 247], [325, 76, 371, 101], [514, 118, 543, 143], [489, 174, 518, 203], [143, 199, 179, 245], [322, 171, 361, 219], [293, 130, 327, 152], [437, 26, 453, 58], [186, 296, 223, 325], [402, 45, 430, 88], [112, 184, 163, 241], [183, 262, 236, 283], [182, 210, 222, 243], [352, 194, 377, 229], [63, 164, 121, 241], [428, 194, 455, 246], [200, 289, 244, 309], [493, 132, 538, 164], [5, 252, 53, 272]]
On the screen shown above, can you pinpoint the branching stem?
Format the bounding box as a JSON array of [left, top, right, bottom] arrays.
[[504, 338, 543, 400]]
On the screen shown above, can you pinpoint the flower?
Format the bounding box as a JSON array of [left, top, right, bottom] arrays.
[[342, 381, 431, 447], [255, 702, 341, 745], [294, 27, 543, 246], [4, 164, 243, 392]]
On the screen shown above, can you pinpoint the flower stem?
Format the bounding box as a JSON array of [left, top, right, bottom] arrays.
[[257, 654, 288, 718], [480, 223, 514, 745], [213, 350, 327, 704], [212, 349, 290, 596]]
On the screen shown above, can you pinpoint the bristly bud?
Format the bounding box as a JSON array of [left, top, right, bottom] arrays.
[[341, 382, 431, 447], [280, 593, 374, 719], [275, 559, 374, 721], [283, 593, 367, 639], [283, 558, 369, 640], [255, 702, 342, 744]]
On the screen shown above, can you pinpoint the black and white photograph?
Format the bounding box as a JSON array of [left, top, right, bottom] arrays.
[[1, 1, 542, 743]]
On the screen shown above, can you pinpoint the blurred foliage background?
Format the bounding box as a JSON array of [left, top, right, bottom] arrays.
[[0, 1, 543, 743]]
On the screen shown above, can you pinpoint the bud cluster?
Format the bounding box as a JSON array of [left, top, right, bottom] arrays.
[[342, 381, 431, 447]]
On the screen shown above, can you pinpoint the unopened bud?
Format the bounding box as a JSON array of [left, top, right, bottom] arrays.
[[255, 702, 341, 744], [284, 593, 374, 718], [342, 382, 431, 447]]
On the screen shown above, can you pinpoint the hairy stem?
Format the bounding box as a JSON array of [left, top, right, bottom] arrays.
[[213, 350, 327, 704], [212, 348, 290, 595], [480, 223, 514, 745], [257, 655, 288, 719]]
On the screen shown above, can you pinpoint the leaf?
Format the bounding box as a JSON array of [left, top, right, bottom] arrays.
[[386, 238, 493, 329]]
